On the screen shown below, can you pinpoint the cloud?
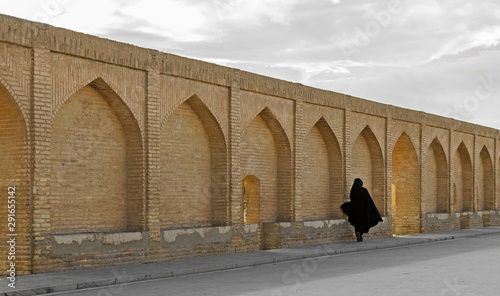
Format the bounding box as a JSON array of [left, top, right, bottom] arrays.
[[428, 26, 500, 62], [2, 0, 500, 128], [118, 0, 212, 42], [212, 0, 299, 25]]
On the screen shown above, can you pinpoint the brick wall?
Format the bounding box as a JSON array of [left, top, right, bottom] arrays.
[[351, 126, 385, 215], [425, 142, 438, 213], [1, 14, 500, 275], [160, 101, 212, 228], [498, 158, 500, 210], [0, 85, 29, 274], [242, 176, 260, 224], [454, 143, 473, 212], [424, 139, 449, 213], [392, 133, 420, 235], [50, 86, 128, 233], [159, 94, 230, 230], [302, 118, 343, 220], [241, 113, 278, 248], [479, 147, 494, 210], [303, 125, 330, 220], [241, 113, 278, 223], [242, 176, 261, 248]]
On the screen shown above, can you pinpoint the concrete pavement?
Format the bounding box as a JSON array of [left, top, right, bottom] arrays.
[[2, 226, 500, 296]]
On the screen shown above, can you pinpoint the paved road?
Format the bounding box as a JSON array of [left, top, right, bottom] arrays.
[[54, 234, 500, 296]]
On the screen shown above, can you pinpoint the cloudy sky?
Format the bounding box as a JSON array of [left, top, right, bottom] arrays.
[[2, 0, 500, 129]]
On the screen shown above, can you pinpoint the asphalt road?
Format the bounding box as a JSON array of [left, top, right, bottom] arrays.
[[55, 233, 500, 296]]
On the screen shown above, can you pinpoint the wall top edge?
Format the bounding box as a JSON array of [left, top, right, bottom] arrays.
[[0, 13, 499, 136]]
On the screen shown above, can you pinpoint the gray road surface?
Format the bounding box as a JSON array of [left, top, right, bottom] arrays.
[[53, 234, 500, 296]]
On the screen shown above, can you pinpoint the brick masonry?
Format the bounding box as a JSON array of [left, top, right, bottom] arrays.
[[0, 14, 500, 274]]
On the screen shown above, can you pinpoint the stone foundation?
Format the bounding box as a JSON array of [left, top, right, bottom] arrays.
[[262, 218, 391, 249], [422, 213, 454, 233]]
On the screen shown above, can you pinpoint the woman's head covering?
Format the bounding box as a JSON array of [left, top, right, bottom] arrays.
[[350, 178, 364, 196]]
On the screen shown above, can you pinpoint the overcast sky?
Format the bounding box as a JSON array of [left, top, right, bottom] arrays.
[[2, 0, 500, 129]]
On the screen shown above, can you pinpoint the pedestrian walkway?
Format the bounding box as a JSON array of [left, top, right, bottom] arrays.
[[3, 226, 500, 296]]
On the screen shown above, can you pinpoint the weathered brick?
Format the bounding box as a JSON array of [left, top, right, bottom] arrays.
[[0, 14, 499, 275]]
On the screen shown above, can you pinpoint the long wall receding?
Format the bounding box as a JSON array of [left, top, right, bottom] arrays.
[[1, 14, 499, 274]]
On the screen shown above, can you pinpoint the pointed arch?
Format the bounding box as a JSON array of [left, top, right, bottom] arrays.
[[479, 146, 494, 211], [0, 82, 29, 275], [302, 117, 343, 220], [425, 138, 449, 213], [0, 76, 28, 122], [55, 75, 144, 129], [352, 125, 385, 215], [454, 142, 473, 212], [50, 78, 144, 233], [54, 76, 103, 117], [241, 107, 292, 223], [391, 131, 420, 162], [392, 132, 420, 235], [160, 95, 228, 229], [161, 93, 227, 142]]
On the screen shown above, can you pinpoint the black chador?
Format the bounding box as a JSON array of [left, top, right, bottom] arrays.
[[341, 178, 383, 242]]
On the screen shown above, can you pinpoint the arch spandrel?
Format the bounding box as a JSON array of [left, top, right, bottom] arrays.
[[240, 91, 294, 146], [242, 106, 292, 152], [393, 132, 418, 155], [455, 142, 473, 166], [161, 94, 228, 147], [304, 116, 341, 148], [451, 133, 474, 160], [160, 76, 229, 137], [53, 77, 145, 139], [389, 128, 420, 159], [349, 112, 386, 153], [352, 125, 385, 161], [0, 43, 31, 121], [429, 137, 449, 164], [0, 77, 29, 124], [51, 53, 146, 131]]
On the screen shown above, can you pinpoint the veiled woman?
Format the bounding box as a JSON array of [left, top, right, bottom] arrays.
[[341, 178, 383, 242]]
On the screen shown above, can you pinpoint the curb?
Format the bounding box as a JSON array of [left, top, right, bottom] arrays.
[[4, 228, 500, 296]]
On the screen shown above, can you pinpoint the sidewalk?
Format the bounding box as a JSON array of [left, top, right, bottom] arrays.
[[3, 226, 500, 296]]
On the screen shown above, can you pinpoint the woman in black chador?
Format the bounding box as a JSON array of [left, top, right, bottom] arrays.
[[341, 178, 383, 242]]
